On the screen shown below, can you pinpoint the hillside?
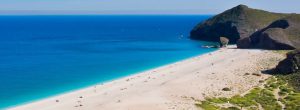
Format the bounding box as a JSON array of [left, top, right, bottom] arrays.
[[237, 14, 300, 49], [190, 5, 287, 43]]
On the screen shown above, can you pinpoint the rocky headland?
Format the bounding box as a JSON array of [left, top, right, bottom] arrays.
[[190, 5, 300, 50]]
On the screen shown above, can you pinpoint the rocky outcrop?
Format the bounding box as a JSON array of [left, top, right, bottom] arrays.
[[220, 37, 229, 47], [237, 16, 300, 50], [276, 49, 300, 74], [191, 4, 300, 50], [190, 5, 286, 43]]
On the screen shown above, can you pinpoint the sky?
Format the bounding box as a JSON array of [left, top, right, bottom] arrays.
[[0, 0, 299, 15]]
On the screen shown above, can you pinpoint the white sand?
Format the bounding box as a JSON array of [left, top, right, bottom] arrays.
[[9, 46, 285, 110]]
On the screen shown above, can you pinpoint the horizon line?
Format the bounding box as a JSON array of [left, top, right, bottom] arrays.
[[0, 14, 215, 16], [0, 10, 219, 15]]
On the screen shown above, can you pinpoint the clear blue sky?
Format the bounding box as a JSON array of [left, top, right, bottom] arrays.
[[0, 0, 299, 15]]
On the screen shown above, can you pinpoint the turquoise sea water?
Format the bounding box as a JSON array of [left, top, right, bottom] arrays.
[[0, 15, 215, 109]]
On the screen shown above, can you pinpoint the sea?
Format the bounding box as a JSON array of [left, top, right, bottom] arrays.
[[0, 15, 215, 109]]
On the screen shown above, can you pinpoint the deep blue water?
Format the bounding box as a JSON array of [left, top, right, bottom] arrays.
[[0, 15, 215, 109]]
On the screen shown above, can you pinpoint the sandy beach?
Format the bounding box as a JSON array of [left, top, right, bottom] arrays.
[[9, 46, 285, 110]]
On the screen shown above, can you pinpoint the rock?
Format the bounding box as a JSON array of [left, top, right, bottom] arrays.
[[220, 37, 229, 47], [244, 73, 250, 75], [276, 49, 300, 74], [237, 17, 300, 50], [222, 87, 231, 91], [190, 4, 286, 43], [252, 73, 261, 76], [259, 80, 264, 83], [237, 37, 252, 48]]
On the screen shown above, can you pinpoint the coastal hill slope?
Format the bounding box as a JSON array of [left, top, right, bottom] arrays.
[[190, 5, 286, 43], [238, 15, 300, 49]]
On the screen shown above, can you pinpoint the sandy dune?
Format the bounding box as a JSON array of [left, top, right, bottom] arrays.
[[9, 46, 285, 110]]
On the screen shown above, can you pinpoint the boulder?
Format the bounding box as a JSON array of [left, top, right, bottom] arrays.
[[220, 37, 229, 47]]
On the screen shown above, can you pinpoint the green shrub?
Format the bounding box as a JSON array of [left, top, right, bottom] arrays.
[[285, 73, 300, 92], [244, 88, 261, 100], [269, 83, 280, 89], [206, 97, 229, 104], [229, 95, 256, 107], [248, 106, 259, 110], [196, 101, 219, 110], [276, 78, 287, 85], [255, 89, 282, 110], [285, 102, 300, 110], [266, 77, 277, 85], [284, 93, 300, 105], [279, 91, 287, 96], [221, 106, 240, 110], [279, 85, 293, 94]]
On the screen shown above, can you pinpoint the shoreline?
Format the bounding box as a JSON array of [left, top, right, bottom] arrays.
[[5, 48, 216, 109], [9, 46, 285, 110]]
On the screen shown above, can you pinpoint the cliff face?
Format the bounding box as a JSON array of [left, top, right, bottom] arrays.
[[190, 5, 286, 43], [237, 15, 300, 49]]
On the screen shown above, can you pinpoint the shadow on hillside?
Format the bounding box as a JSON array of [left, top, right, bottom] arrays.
[[261, 68, 277, 75]]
